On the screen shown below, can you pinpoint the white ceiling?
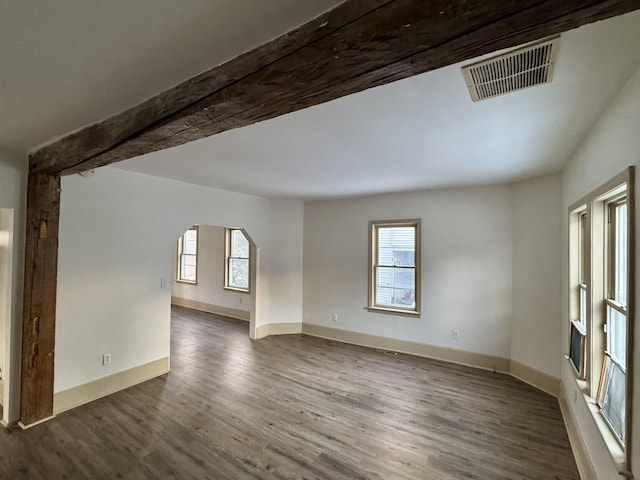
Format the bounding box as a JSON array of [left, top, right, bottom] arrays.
[[116, 10, 640, 200], [2, 4, 640, 200], [0, 0, 342, 152]]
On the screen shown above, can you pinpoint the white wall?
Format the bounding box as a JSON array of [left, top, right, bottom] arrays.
[[0, 148, 26, 424], [267, 199, 304, 326], [56, 167, 304, 393], [303, 185, 513, 358], [171, 225, 251, 313], [561, 66, 640, 479], [511, 174, 562, 378], [0, 209, 13, 395]]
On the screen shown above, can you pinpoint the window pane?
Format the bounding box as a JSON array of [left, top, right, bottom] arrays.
[[229, 258, 249, 290], [180, 254, 197, 282], [569, 322, 585, 375], [615, 203, 627, 305], [183, 229, 197, 255], [579, 213, 587, 284], [231, 230, 249, 258], [599, 357, 626, 444], [607, 305, 627, 369], [579, 286, 587, 329], [376, 266, 415, 308], [377, 227, 415, 266]]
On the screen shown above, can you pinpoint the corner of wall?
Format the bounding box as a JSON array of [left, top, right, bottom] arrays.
[[0, 148, 27, 425]]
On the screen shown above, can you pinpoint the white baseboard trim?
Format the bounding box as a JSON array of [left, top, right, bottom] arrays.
[[301, 323, 511, 373], [510, 359, 560, 397], [558, 381, 597, 480], [171, 297, 249, 321], [53, 357, 170, 415], [256, 322, 302, 339]]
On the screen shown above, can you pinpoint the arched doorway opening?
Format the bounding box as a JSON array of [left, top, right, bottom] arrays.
[[170, 224, 259, 339]]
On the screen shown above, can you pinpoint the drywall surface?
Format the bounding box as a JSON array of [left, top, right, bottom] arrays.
[[561, 66, 640, 479], [511, 174, 562, 378], [0, 149, 26, 424], [303, 185, 513, 358], [267, 199, 304, 325], [171, 225, 251, 313], [56, 167, 304, 393], [0, 209, 12, 391]]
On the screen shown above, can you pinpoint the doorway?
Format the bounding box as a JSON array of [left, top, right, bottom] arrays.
[[171, 224, 258, 338]]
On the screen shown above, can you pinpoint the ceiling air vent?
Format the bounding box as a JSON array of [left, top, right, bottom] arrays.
[[462, 36, 560, 102]]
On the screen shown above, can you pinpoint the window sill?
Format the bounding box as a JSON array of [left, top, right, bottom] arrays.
[[366, 306, 421, 318], [564, 357, 629, 477], [176, 280, 197, 285], [224, 286, 250, 294]]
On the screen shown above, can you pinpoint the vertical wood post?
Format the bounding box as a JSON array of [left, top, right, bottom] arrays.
[[20, 173, 60, 426]]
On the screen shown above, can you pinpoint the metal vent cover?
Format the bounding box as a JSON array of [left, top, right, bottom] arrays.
[[462, 36, 560, 102]]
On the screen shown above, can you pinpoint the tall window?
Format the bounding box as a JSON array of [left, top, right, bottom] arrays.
[[368, 220, 421, 315], [177, 227, 198, 283], [578, 212, 588, 330], [569, 209, 587, 377], [567, 167, 634, 470], [225, 228, 250, 292], [598, 196, 628, 444]]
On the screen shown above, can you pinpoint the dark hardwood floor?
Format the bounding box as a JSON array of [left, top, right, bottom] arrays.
[[0, 306, 579, 479]]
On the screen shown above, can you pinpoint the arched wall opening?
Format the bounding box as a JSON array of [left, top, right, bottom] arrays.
[[49, 167, 304, 420], [171, 224, 259, 339]]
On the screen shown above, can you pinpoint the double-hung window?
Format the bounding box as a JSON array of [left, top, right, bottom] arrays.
[[569, 209, 587, 377], [567, 167, 634, 473], [177, 227, 198, 283], [368, 220, 421, 315], [225, 228, 250, 292], [598, 196, 628, 444]]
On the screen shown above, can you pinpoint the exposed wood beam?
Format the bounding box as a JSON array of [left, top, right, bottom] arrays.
[[30, 0, 640, 175], [20, 173, 60, 426]]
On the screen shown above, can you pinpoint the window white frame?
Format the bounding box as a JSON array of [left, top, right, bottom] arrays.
[[569, 208, 587, 378], [597, 196, 628, 445], [567, 167, 634, 476], [224, 228, 250, 293], [368, 219, 421, 316], [177, 226, 198, 284]]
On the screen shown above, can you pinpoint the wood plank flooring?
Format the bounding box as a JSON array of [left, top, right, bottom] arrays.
[[0, 306, 580, 479]]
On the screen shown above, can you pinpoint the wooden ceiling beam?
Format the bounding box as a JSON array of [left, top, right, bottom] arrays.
[[29, 0, 640, 176]]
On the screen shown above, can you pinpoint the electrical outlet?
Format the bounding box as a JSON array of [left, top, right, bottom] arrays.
[[452, 329, 460, 340], [332, 313, 338, 322], [239, 295, 243, 305], [573, 390, 577, 404], [102, 353, 112, 366], [160, 277, 167, 288]]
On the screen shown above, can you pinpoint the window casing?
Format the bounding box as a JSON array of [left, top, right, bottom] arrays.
[[225, 228, 250, 292], [567, 167, 634, 474], [569, 209, 587, 378], [177, 227, 198, 283], [598, 197, 628, 444], [368, 220, 421, 316], [578, 212, 588, 331]]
